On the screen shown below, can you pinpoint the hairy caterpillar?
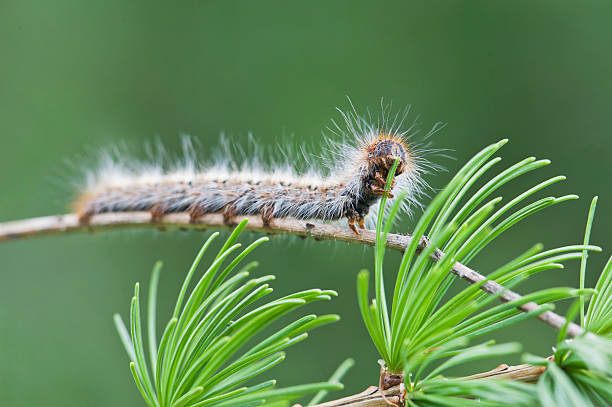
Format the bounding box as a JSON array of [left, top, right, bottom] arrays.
[[74, 106, 441, 234]]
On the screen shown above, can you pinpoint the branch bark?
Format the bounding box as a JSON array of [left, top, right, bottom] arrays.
[[300, 363, 547, 407], [0, 212, 584, 337]]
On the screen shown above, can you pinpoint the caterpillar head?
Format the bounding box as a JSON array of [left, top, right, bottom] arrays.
[[366, 136, 411, 178]]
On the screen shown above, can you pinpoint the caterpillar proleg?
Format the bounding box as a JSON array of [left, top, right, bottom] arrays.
[[74, 105, 441, 234]]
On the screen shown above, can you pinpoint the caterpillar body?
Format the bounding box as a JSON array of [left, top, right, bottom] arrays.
[[75, 108, 439, 234]]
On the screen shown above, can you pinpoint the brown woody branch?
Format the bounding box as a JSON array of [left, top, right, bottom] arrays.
[[0, 211, 585, 338], [300, 362, 548, 407]]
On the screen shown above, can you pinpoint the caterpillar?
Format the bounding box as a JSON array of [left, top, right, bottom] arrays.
[[74, 105, 441, 234]]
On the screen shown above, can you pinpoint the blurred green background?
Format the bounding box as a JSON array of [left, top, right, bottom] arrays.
[[1, 1, 611, 405]]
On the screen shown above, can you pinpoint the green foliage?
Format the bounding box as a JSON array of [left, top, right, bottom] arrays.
[[580, 197, 598, 326], [523, 199, 612, 407], [525, 326, 612, 406], [111, 141, 612, 406], [407, 378, 538, 407], [357, 140, 598, 375], [402, 338, 539, 407], [114, 219, 344, 407], [354, 140, 612, 406], [582, 197, 612, 337], [586, 255, 612, 336]]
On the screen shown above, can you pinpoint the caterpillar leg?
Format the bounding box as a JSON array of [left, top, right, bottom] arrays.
[[347, 217, 359, 235], [189, 205, 206, 223], [374, 172, 396, 189], [150, 203, 167, 222], [371, 186, 395, 198], [358, 216, 366, 230], [261, 205, 274, 227], [77, 211, 93, 225], [222, 204, 238, 226], [345, 205, 362, 235], [370, 172, 396, 198]]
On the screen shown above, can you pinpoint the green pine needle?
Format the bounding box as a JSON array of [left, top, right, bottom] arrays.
[[579, 196, 598, 327], [358, 139, 600, 380], [114, 219, 343, 407]]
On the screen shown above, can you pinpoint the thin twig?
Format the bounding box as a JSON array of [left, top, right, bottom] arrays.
[[0, 211, 585, 337], [299, 362, 548, 407], [460, 360, 549, 383]]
